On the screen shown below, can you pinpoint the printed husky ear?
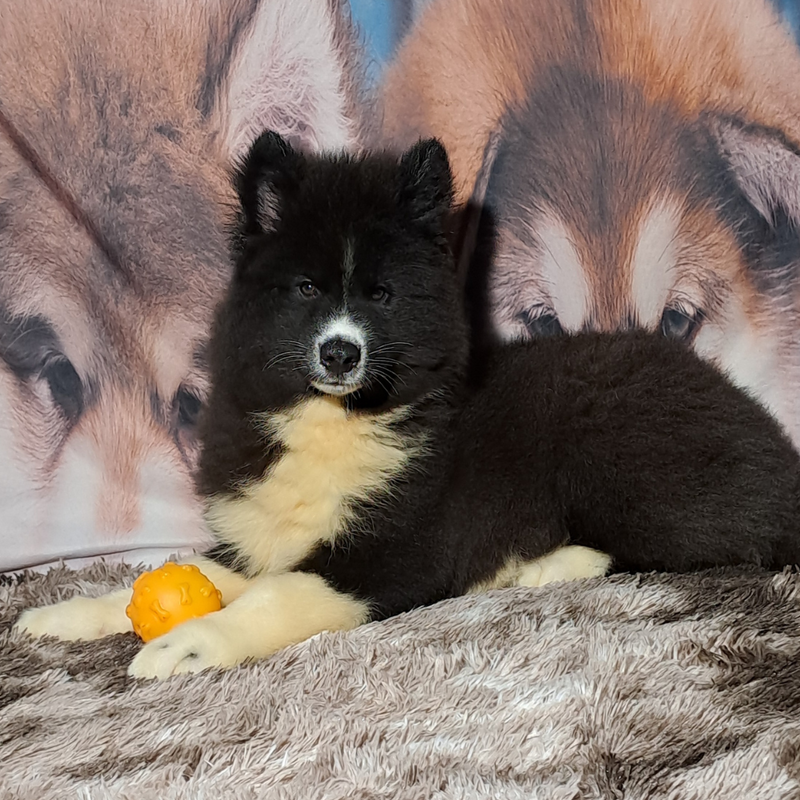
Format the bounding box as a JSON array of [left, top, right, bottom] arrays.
[[712, 117, 800, 228], [399, 138, 454, 223], [234, 130, 300, 236], [208, 0, 367, 161], [454, 129, 504, 279]]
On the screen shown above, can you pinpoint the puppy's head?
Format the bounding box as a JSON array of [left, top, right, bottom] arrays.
[[212, 132, 467, 412]]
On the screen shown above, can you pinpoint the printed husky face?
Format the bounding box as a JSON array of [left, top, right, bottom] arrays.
[[210, 132, 465, 414], [381, 0, 800, 448], [0, 0, 368, 570], [471, 69, 800, 444]]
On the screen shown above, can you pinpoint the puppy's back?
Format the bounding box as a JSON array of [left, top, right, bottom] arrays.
[[453, 332, 800, 572]]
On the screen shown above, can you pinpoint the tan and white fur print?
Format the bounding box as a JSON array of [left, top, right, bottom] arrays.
[[0, 0, 369, 572]]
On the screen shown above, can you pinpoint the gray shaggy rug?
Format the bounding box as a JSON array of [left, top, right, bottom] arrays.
[[3, 564, 800, 799]]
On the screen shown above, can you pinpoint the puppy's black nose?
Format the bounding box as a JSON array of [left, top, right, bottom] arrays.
[[319, 339, 361, 376]]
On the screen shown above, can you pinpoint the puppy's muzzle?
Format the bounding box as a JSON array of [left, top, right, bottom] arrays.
[[319, 338, 361, 378]]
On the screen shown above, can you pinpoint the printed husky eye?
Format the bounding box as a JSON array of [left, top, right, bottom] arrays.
[[42, 357, 83, 422], [175, 386, 202, 429], [517, 308, 564, 338], [171, 385, 203, 471], [370, 286, 390, 303], [298, 281, 319, 298], [661, 307, 701, 343]]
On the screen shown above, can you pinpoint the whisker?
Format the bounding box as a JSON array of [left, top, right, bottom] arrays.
[[370, 342, 413, 355], [264, 352, 305, 371]]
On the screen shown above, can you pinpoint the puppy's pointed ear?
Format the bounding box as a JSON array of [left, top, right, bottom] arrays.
[[398, 138, 454, 224], [233, 130, 301, 236]]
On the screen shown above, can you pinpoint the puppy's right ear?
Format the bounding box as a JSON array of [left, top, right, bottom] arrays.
[[233, 130, 301, 236], [398, 138, 454, 225]]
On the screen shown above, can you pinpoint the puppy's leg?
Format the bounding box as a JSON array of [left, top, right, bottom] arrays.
[[128, 571, 369, 680], [15, 587, 135, 641], [14, 556, 250, 642], [517, 545, 611, 588]]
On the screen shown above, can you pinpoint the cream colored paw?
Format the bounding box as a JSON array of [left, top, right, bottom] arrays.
[[517, 545, 612, 588], [14, 588, 133, 641], [128, 613, 243, 680]]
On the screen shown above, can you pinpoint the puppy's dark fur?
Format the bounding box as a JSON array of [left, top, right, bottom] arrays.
[[201, 132, 800, 622]]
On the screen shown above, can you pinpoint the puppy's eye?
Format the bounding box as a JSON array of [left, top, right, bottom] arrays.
[[661, 307, 701, 343], [42, 357, 83, 422], [370, 287, 390, 303], [517, 309, 564, 338], [298, 281, 319, 298]]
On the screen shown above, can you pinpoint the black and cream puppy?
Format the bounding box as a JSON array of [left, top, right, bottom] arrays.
[[17, 132, 800, 679]]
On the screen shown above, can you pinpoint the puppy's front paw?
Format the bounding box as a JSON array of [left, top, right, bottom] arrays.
[[127, 614, 243, 680], [14, 589, 133, 641]]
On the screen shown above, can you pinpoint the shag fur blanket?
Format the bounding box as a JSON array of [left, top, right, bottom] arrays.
[[3, 564, 800, 799]]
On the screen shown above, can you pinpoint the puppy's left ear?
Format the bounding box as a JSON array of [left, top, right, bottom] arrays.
[[398, 138, 454, 224], [233, 130, 302, 237], [712, 117, 800, 229]]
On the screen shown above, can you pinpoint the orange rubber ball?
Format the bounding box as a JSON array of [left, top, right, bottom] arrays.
[[126, 562, 222, 642]]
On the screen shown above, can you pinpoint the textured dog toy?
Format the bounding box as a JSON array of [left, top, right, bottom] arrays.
[[126, 562, 222, 642]]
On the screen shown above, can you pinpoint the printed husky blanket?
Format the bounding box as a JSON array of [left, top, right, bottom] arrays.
[[2, 564, 800, 799]]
